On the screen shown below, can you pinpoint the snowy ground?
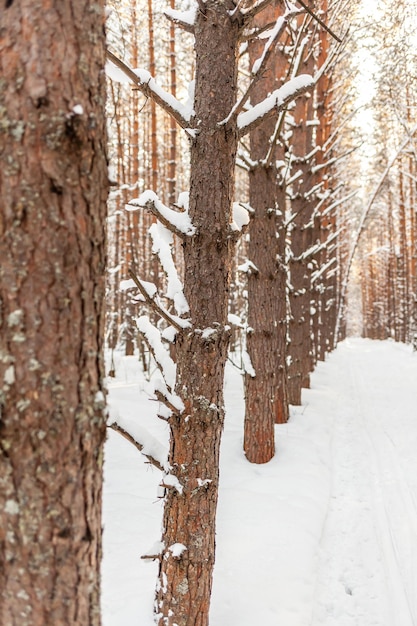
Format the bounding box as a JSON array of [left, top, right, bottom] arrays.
[[102, 338, 417, 626]]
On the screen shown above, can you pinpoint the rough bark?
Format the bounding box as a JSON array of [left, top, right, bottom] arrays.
[[287, 30, 315, 405], [311, 0, 336, 359], [168, 0, 177, 207], [0, 2, 108, 625], [244, 5, 289, 464], [155, 2, 242, 624]]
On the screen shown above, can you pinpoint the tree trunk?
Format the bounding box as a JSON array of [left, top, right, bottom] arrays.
[[244, 4, 289, 464], [287, 23, 315, 405], [0, 3, 108, 625], [312, 0, 336, 357], [155, 3, 241, 624], [168, 0, 177, 207]]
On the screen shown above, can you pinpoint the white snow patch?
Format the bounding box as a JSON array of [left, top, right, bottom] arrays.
[[162, 473, 184, 495], [227, 313, 244, 328], [5, 500, 19, 515], [231, 203, 250, 232], [128, 190, 196, 236], [238, 75, 315, 131], [238, 259, 259, 274], [168, 543, 187, 558], [197, 478, 212, 488], [4, 365, 15, 385], [202, 327, 217, 339], [241, 348, 256, 377], [102, 339, 417, 626], [149, 222, 189, 315], [164, 6, 196, 26], [136, 316, 176, 390]]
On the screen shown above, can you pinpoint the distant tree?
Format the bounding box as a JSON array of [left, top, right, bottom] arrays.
[[0, 2, 108, 624], [287, 13, 316, 405], [243, 3, 292, 464]]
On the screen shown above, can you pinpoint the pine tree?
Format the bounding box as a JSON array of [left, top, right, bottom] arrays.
[[0, 2, 108, 624]]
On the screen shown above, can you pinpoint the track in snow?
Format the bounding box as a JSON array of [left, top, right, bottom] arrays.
[[311, 339, 417, 626]]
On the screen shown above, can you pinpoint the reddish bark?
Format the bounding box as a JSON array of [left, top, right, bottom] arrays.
[[155, 3, 242, 624], [287, 23, 315, 405], [0, 2, 108, 625], [244, 4, 289, 465]]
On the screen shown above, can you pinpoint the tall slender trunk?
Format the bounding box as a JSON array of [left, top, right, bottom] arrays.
[[398, 165, 409, 342], [155, 3, 242, 624], [312, 0, 336, 356], [148, 0, 158, 193], [168, 0, 177, 206], [287, 22, 315, 405], [244, 3, 289, 464]]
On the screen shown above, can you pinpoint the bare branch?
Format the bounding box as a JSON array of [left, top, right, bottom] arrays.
[[141, 553, 163, 561], [241, 20, 277, 42], [106, 49, 190, 130], [296, 0, 342, 43], [242, 0, 280, 20], [108, 422, 166, 472]]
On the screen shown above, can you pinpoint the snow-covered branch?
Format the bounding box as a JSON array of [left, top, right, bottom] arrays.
[[250, 15, 286, 76], [221, 10, 299, 127], [311, 257, 337, 283], [149, 222, 189, 316], [164, 5, 196, 33], [126, 190, 196, 238], [128, 269, 191, 332], [229, 202, 251, 237], [238, 74, 315, 137], [319, 189, 358, 219], [292, 229, 339, 263], [241, 0, 287, 20], [311, 145, 359, 175], [108, 421, 168, 472], [136, 316, 176, 392], [106, 50, 192, 130], [241, 20, 277, 42]]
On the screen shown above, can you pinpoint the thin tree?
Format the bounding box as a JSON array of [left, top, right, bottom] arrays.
[[243, 3, 293, 464]]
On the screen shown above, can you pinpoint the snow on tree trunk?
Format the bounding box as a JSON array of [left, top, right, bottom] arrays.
[[155, 4, 241, 625], [0, 2, 108, 625], [288, 83, 315, 405], [244, 6, 289, 464]]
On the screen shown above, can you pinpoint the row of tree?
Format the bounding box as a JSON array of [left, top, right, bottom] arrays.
[[1, 0, 416, 625], [105, 0, 356, 624], [353, 0, 417, 343]]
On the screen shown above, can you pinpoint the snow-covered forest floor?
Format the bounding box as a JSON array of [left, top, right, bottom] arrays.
[[101, 338, 417, 626]]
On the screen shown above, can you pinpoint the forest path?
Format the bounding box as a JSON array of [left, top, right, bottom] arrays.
[[310, 339, 417, 626], [102, 339, 417, 626]]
